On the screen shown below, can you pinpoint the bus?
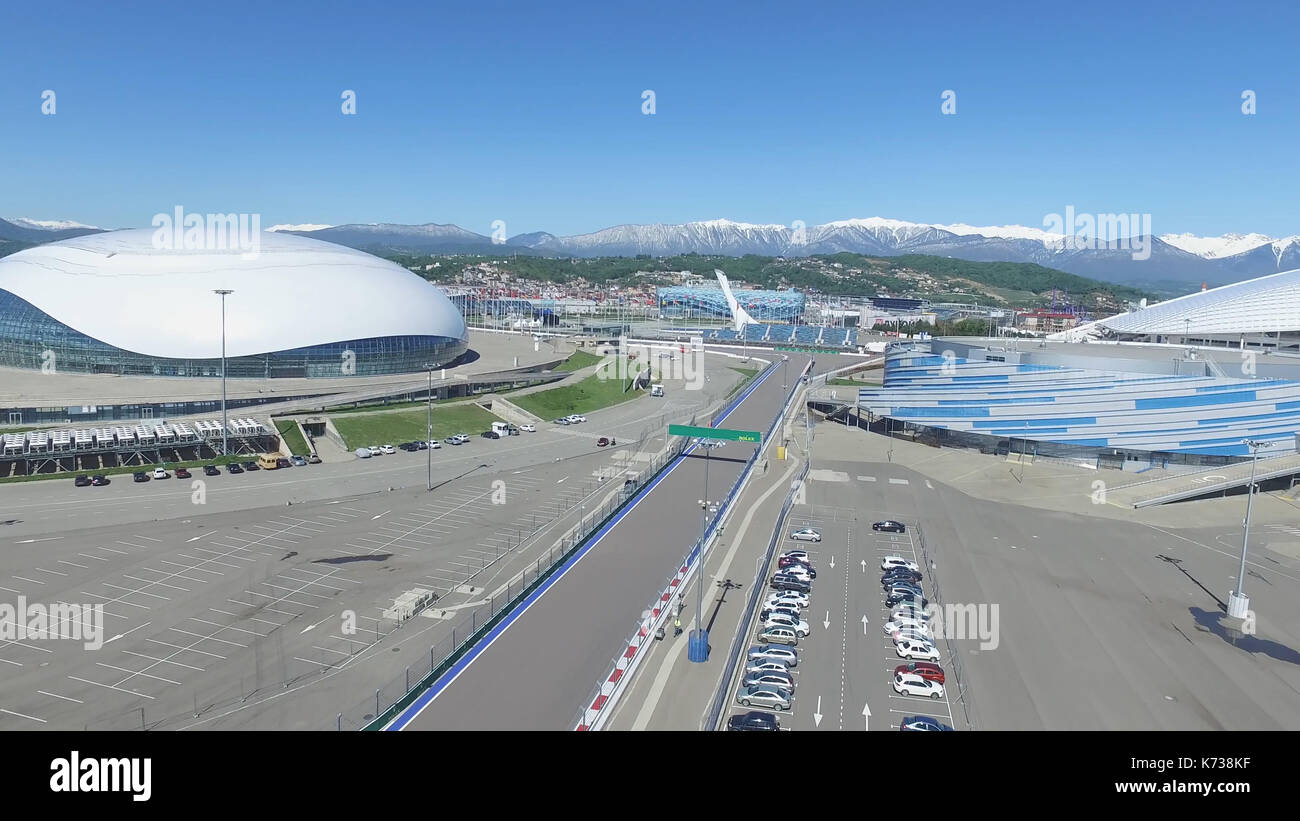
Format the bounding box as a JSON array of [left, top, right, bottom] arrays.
[[257, 453, 280, 470]]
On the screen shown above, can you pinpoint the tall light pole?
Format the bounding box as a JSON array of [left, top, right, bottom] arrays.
[[424, 363, 436, 491], [214, 289, 233, 456], [689, 439, 718, 663], [1230, 438, 1272, 618]]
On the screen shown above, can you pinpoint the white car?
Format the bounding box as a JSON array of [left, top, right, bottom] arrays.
[[426, 440, 442, 450], [367, 445, 382, 456], [894, 672, 946, 700], [379, 444, 396, 455], [765, 591, 809, 610], [744, 659, 791, 676], [890, 628, 933, 646], [519, 424, 536, 433], [789, 528, 821, 543], [781, 550, 811, 562], [891, 602, 932, 623], [747, 645, 798, 667], [883, 618, 932, 638], [151, 467, 168, 479], [881, 556, 920, 573], [895, 638, 940, 662], [763, 613, 810, 637], [778, 564, 813, 583]]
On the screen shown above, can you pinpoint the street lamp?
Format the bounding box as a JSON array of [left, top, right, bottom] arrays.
[[424, 363, 436, 491], [213, 289, 233, 456], [689, 438, 719, 663], [1230, 438, 1272, 618], [782, 355, 789, 389]]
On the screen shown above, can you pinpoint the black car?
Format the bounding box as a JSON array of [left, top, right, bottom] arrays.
[[132, 472, 149, 482], [873, 521, 906, 533], [887, 591, 929, 609], [481, 430, 501, 440], [886, 583, 924, 599], [882, 572, 923, 587], [770, 574, 812, 594], [726, 711, 780, 731], [91, 475, 110, 486], [276, 458, 291, 469], [399, 442, 416, 451], [227, 463, 244, 474], [242, 461, 260, 471], [74, 475, 92, 487], [203, 464, 221, 476]]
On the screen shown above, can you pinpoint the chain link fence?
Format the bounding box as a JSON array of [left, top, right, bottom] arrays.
[[915, 522, 975, 730]]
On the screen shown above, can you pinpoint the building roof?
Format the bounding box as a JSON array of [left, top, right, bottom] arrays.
[[1099, 268, 1300, 336], [0, 229, 467, 358]]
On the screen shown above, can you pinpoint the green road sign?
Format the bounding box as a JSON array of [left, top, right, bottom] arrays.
[[775, 346, 839, 354], [668, 424, 763, 443]]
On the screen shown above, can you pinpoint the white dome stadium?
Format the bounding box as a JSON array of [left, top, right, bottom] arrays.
[[0, 229, 468, 378]]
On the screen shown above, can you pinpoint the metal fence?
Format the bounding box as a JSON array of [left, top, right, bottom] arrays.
[[914, 522, 975, 730]]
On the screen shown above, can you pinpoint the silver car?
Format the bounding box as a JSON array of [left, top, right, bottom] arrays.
[[744, 659, 791, 676], [743, 670, 795, 691], [757, 625, 799, 646], [747, 645, 798, 667], [736, 684, 792, 711]]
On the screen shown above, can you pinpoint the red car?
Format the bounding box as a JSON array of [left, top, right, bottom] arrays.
[[778, 555, 812, 570], [175, 467, 192, 479], [596, 437, 617, 447], [894, 662, 945, 685]]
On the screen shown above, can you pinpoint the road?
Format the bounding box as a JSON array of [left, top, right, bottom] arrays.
[[390, 350, 812, 730]]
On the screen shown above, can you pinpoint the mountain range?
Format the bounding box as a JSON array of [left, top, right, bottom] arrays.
[[5, 216, 1298, 290]]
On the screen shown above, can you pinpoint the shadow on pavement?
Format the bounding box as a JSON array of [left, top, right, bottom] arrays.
[[1190, 607, 1300, 665]]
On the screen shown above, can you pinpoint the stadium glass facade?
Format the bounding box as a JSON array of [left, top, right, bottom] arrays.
[[0, 289, 468, 378], [657, 286, 805, 321]]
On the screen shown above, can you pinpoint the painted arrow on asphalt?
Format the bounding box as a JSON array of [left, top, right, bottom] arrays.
[[861, 614, 869, 634], [863, 701, 872, 731], [861, 559, 867, 573], [823, 610, 830, 630], [829, 555, 835, 569], [813, 696, 823, 727]]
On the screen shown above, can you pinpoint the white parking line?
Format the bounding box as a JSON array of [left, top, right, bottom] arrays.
[[37, 690, 83, 704], [66, 676, 155, 700], [0, 708, 46, 723]]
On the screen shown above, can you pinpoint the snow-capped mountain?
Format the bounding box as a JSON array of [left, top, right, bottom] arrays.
[[277, 222, 510, 254], [0, 217, 104, 243], [1158, 232, 1274, 259], [267, 223, 334, 232]]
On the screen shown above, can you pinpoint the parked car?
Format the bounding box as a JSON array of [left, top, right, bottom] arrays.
[[482, 430, 501, 440], [519, 424, 536, 433], [895, 639, 941, 662], [891, 602, 933, 622], [873, 520, 907, 533], [426, 440, 442, 449], [367, 446, 382, 456], [757, 625, 800, 646], [899, 716, 953, 732], [894, 662, 945, 685], [553, 418, 570, 426], [735, 684, 792, 711], [174, 467, 192, 479], [890, 628, 933, 646], [596, 437, 612, 447], [747, 645, 798, 667], [763, 613, 810, 637], [727, 711, 780, 731], [276, 458, 291, 469], [760, 604, 803, 623], [778, 555, 814, 570], [778, 563, 816, 581], [151, 468, 169, 480], [788, 528, 821, 542], [506, 425, 520, 436], [894, 672, 946, 700], [445, 434, 469, 445], [133, 472, 149, 483], [90, 475, 110, 486], [882, 568, 923, 585], [203, 465, 220, 476], [764, 591, 809, 610], [781, 550, 811, 563], [881, 556, 921, 573], [769, 575, 811, 594], [74, 475, 92, 487], [227, 463, 244, 474], [308, 454, 322, 464], [743, 670, 795, 691], [566, 414, 586, 423], [399, 442, 417, 452], [379, 444, 396, 455], [355, 448, 372, 459], [883, 618, 932, 638], [242, 461, 260, 471], [887, 591, 929, 609], [885, 582, 924, 598], [744, 659, 792, 676], [290, 455, 308, 466]]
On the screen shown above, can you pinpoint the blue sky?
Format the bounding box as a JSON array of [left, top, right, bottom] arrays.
[[2, 0, 1297, 238]]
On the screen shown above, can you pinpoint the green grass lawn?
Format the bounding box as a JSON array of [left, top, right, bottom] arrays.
[[511, 371, 644, 419], [327, 394, 486, 414], [331, 404, 502, 448], [275, 419, 310, 455], [553, 349, 603, 372]]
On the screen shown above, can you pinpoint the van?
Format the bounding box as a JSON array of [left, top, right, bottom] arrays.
[[650, 384, 665, 397], [491, 421, 511, 436], [258, 453, 280, 470]]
